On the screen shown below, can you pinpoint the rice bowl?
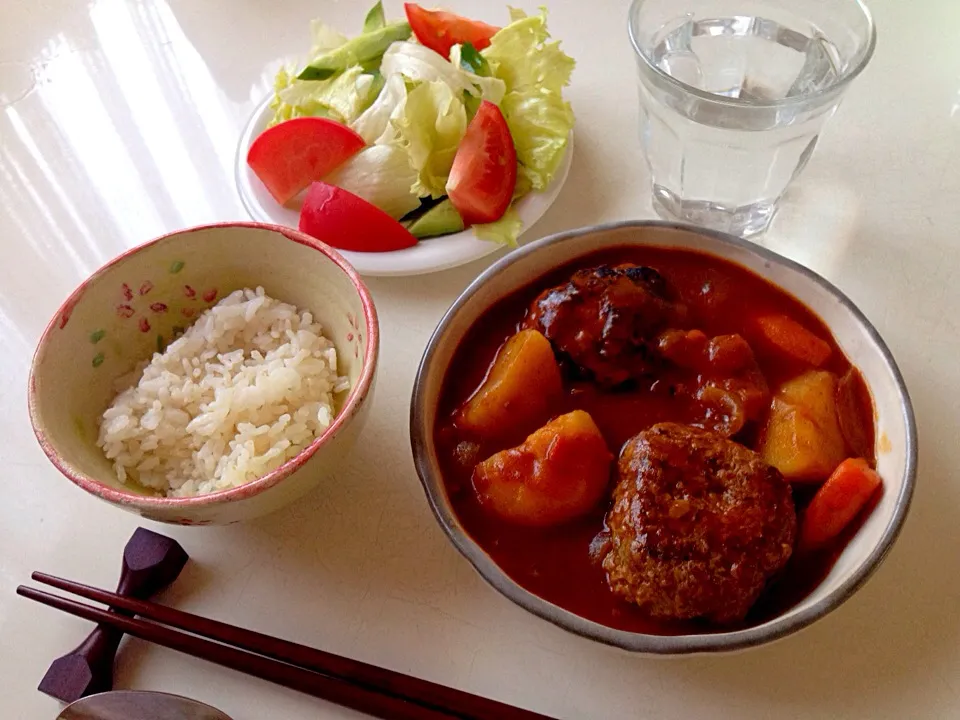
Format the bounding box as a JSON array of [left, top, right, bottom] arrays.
[[29, 222, 378, 525]]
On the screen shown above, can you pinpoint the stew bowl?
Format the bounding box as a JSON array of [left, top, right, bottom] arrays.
[[410, 220, 916, 654]]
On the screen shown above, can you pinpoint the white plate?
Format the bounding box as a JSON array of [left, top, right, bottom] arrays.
[[235, 95, 574, 277]]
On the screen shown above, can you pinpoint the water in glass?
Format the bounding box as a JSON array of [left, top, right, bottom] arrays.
[[634, 8, 868, 237]]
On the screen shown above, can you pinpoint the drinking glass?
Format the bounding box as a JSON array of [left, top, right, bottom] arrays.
[[628, 0, 876, 237]]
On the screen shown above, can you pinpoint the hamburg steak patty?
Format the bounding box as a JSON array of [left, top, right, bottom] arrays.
[[602, 423, 796, 623], [524, 264, 685, 386]]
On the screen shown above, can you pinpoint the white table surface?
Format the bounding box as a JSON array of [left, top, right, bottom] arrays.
[[2, 1, 958, 718]]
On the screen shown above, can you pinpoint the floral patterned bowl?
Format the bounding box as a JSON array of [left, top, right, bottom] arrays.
[[29, 222, 378, 525]]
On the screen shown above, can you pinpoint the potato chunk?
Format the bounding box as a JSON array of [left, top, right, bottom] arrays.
[[761, 371, 846, 482], [472, 410, 613, 526], [456, 329, 563, 443]]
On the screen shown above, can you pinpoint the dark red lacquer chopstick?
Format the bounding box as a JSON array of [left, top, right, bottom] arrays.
[[19, 574, 557, 720], [20, 584, 455, 720]]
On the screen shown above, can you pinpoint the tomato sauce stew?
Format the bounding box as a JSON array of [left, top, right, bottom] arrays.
[[435, 246, 879, 634]]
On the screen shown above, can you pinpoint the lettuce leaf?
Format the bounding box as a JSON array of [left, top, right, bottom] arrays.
[[482, 8, 575, 190], [324, 144, 421, 219], [512, 170, 533, 202], [351, 72, 407, 144], [484, 9, 574, 93], [470, 172, 533, 246], [308, 19, 349, 59], [507, 6, 527, 23], [474, 205, 523, 246], [392, 80, 467, 198], [449, 42, 497, 118], [269, 65, 380, 126], [381, 42, 505, 105], [268, 16, 383, 126]]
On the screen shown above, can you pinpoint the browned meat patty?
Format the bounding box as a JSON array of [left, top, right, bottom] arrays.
[[524, 264, 685, 386], [602, 422, 796, 623]]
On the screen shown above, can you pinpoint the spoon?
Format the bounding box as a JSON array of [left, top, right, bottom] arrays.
[[57, 690, 232, 720]]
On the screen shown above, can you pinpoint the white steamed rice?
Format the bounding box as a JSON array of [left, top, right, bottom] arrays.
[[97, 287, 349, 497]]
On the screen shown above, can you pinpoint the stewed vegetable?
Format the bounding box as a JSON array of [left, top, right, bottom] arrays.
[[761, 370, 848, 482], [456, 328, 562, 443], [472, 410, 612, 526]]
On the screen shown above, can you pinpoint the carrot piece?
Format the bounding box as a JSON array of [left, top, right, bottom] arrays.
[[755, 314, 832, 367], [799, 458, 883, 551]]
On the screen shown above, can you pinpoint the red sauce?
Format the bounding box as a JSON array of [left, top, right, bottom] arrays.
[[435, 246, 877, 634]]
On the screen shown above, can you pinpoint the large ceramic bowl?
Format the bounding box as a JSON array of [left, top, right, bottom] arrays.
[[29, 222, 378, 525], [410, 220, 917, 654]]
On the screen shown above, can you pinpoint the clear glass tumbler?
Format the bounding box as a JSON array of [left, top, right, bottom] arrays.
[[628, 0, 876, 237]]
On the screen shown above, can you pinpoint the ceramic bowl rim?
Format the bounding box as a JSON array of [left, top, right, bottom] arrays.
[[409, 219, 917, 654], [28, 221, 379, 510]]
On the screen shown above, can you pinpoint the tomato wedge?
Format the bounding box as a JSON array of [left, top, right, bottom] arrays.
[[404, 4, 499, 58], [299, 182, 418, 253], [247, 118, 365, 205], [446, 100, 517, 225]]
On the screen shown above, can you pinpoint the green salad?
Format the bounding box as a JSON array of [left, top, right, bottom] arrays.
[[261, 3, 575, 247]]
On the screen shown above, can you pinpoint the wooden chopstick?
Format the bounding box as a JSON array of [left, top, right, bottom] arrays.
[[18, 585, 452, 720], [20, 574, 557, 720], [29, 573, 490, 717]]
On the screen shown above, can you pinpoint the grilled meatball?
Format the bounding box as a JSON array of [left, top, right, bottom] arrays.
[[602, 423, 796, 623], [525, 264, 685, 386]]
